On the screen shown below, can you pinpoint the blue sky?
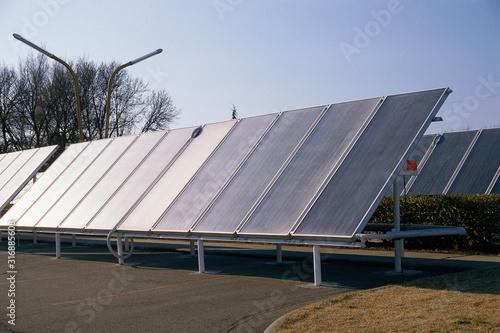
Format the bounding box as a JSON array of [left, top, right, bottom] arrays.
[[1, 0, 499, 133]]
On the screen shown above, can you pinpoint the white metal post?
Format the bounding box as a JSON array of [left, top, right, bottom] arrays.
[[313, 245, 322, 286], [276, 243, 282, 263], [117, 237, 124, 265], [190, 240, 196, 256], [197, 240, 205, 273], [33, 231, 37, 244], [55, 233, 61, 259], [124, 237, 130, 251], [72, 234, 76, 247], [393, 178, 402, 273]]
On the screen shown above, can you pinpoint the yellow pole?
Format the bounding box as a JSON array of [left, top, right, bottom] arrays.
[[104, 49, 162, 138], [13, 34, 84, 142]]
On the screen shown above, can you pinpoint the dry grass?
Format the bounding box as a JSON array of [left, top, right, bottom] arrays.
[[276, 267, 500, 333]]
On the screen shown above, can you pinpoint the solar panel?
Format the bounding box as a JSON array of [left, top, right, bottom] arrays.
[[238, 97, 383, 236], [0, 142, 89, 227], [83, 126, 200, 231], [408, 130, 478, 195], [191, 106, 326, 235], [491, 175, 500, 194], [0, 146, 58, 213], [448, 128, 500, 194], [0, 151, 22, 175], [12, 141, 110, 228], [152, 112, 281, 233], [34, 135, 139, 228], [0, 88, 452, 247], [293, 89, 448, 238], [116, 120, 237, 232], [58, 131, 168, 230]]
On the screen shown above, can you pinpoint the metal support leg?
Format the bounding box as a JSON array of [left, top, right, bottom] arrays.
[[117, 237, 124, 265], [276, 244, 282, 263], [393, 178, 402, 273], [124, 237, 130, 252], [72, 234, 76, 247], [197, 240, 205, 273], [190, 240, 196, 256], [55, 233, 61, 259], [33, 231, 37, 244], [313, 245, 322, 286]]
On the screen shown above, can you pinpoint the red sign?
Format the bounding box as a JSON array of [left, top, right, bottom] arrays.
[[407, 160, 417, 171]]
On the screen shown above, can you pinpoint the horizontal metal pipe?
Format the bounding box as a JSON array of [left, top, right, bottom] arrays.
[[356, 227, 466, 241]]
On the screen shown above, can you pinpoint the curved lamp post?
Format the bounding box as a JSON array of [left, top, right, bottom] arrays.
[[13, 33, 84, 142], [104, 49, 162, 138]]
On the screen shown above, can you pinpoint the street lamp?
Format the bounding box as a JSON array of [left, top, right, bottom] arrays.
[[104, 49, 162, 138], [13, 33, 84, 142]]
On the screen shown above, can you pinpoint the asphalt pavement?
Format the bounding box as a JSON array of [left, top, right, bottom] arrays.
[[1, 234, 498, 333]]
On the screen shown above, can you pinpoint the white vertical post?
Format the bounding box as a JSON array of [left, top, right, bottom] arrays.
[[55, 233, 61, 259], [0, 230, 2, 242], [117, 237, 124, 265], [33, 231, 37, 244], [276, 244, 282, 263], [72, 234, 76, 247], [197, 240, 205, 273], [124, 237, 130, 251], [313, 245, 322, 286], [190, 240, 196, 256], [393, 178, 402, 273]]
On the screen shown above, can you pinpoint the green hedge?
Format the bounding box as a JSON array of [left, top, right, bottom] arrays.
[[368, 194, 500, 254]]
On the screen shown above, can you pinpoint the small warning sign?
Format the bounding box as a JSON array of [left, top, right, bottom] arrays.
[[407, 160, 418, 171]]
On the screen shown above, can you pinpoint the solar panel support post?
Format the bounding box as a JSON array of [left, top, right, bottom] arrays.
[[55, 233, 61, 259], [313, 245, 322, 286], [276, 244, 282, 263], [33, 231, 37, 244], [72, 234, 76, 247], [190, 240, 196, 257], [393, 178, 403, 273], [124, 237, 130, 252], [117, 237, 124, 265], [197, 240, 205, 273]]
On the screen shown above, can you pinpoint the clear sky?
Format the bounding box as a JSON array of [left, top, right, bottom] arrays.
[[1, 0, 499, 134]]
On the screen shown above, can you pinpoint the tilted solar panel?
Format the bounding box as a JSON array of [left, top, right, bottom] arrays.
[[448, 128, 500, 194], [35, 135, 139, 228], [191, 106, 326, 235], [58, 131, 168, 230], [408, 130, 478, 195], [0, 88, 452, 246], [238, 97, 383, 236], [116, 120, 237, 232], [152, 113, 281, 233], [12, 140, 110, 228], [293, 88, 449, 238], [83, 126, 199, 231], [0, 145, 58, 214]]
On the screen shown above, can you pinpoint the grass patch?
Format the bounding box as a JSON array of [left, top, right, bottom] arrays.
[[276, 267, 500, 333]]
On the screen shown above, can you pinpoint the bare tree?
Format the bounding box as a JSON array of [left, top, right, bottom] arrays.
[[0, 55, 180, 153]]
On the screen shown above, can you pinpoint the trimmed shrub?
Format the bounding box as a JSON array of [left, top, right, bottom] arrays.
[[368, 194, 500, 254]]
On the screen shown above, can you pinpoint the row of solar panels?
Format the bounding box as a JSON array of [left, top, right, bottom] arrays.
[[0, 88, 449, 242], [399, 127, 500, 195]]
